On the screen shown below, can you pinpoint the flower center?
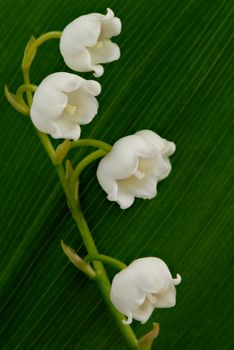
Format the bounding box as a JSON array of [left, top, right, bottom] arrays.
[[65, 104, 77, 115], [95, 40, 103, 48], [134, 169, 145, 180]]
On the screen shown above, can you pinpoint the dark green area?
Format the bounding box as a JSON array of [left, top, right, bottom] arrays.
[[0, 0, 233, 349]]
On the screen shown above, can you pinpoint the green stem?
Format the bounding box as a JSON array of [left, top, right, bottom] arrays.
[[22, 31, 61, 104], [22, 70, 33, 106], [22, 31, 62, 71], [69, 149, 106, 201], [32, 135, 138, 348], [26, 104, 138, 350], [16, 84, 37, 108], [16, 84, 37, 96], [84, 254, 127, 271], [70, 139, 112, 153], [30, 31, 62, 47], [21, 31, 138, 347], [55, 163, 138, 349], [73, 149, 106, 179]]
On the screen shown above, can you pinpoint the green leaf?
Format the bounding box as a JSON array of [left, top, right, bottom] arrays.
[[0, 0, 233, 349]]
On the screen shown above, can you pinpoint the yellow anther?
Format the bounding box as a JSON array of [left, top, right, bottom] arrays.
[[96, 41, 103, 48], [65, 104, 76, 115]]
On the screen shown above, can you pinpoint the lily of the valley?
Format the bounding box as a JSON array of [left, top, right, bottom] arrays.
[[110, 257, 181, 324], [30, 72, 101, 140], [97, 130, 176, 209], [60, 8, 121, 77]]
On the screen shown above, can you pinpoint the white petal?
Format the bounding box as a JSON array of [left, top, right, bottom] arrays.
[[118, 175, 157, 200], [136, 130, 176, 156], [137, 156, 170, 181], [41, 72, 83, 92], [127, 258, 174, 294], [89, 39, 120, 64], [154, 284, 176, 308], [122, 312, 133, 325], [93, 65, 104, 78], [173, 274, 182, 285], [31, 73, 81, 119], [30, 88, 66, 133], [116, 187, 135, 209], [51, 121, 81, 141], [60, 16, 101, 73], [132, 299, 155, 324], [60, 45, 93, 73], [60, 9, 121, 75], [110, 257, 181, 324], [97, 131, 175, 208], [30, 73, 82, 135], [96, 170, 119, 202], [81, 80, 101, 96], [67, 89, 99, 125], [100, 10, 121, 39], [104, 8, 115, 19], [30, 72, 99, 139], [60, 17, 101, 48], [98, 135, 153, 180], [110, 269, 145, 316]]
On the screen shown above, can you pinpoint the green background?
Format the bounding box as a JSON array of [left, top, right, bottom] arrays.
[[0, 0, 233, 349]]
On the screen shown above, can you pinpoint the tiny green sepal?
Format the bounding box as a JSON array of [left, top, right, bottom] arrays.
[[61, 240, 96, 280], [4, 85, 29, 116], [138, 323, 160, 350]]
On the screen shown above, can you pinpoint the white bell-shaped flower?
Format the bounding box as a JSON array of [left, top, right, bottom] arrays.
[[97, 130, 176, 209], [110, 257, 181, 324], [30, 72, 101, 140], [60, 8, 121, 77]]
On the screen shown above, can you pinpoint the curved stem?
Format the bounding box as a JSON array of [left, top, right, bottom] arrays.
[[73, 149, 106, 179], [70, 139, 112, 153], [84, 254, 127, 271], [30, 31, 62, 48], [16, 84, 37, 108], [22, 31, 62, 70], [55, 164, 138, 349], [32, 133, 138, 348], [22, 70, 33, 106], [16, 84, 37, 96], [22, 31, 61, 104], [21, 36, 138, 348], [71, 149, 106, 201]]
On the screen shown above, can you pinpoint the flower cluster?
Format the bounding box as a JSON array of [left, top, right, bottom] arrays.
[[24, 8, 181, 328], [30, 8, 176, 210], [31, 8, 120, 140]]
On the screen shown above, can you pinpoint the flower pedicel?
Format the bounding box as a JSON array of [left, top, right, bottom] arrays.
[[5, 8, 181, 349]]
